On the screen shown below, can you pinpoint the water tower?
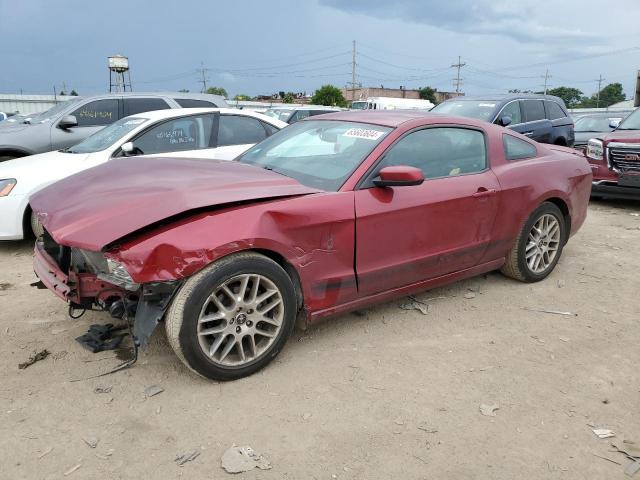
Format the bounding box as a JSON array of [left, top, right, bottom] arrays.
[[108, 55, 132, 92]]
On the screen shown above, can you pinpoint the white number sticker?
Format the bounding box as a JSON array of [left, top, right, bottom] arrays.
[[342, 128, 384, 140]]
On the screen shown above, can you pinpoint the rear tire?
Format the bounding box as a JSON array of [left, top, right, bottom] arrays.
[[501, 202, 566, 282], [165, 252, 297, 381]]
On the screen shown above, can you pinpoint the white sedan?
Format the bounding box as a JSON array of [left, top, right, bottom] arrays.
[[0, 108, 287, 240]]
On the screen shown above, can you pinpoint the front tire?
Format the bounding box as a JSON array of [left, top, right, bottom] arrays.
[[501, 202, 566, 282], [165, 252, 297, 381], [30, 211, 45, 238]]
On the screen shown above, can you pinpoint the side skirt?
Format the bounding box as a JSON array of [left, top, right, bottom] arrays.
[[308, 258, 505, 322]]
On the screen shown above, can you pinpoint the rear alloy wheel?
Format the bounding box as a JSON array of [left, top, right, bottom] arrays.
[[165, 252, 296, 380], [30, 211, 45, 238], [501, 202, 566, 282]]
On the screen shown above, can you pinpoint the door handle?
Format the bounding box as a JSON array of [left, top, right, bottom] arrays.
[[472, 188, 497, 198], [523, 132, 534, 137]]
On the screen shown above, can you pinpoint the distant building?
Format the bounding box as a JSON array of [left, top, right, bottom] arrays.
[[341, 87, 461, 104], [0, 94, 76, 115]]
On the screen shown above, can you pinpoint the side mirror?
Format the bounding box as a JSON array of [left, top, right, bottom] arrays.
[[58, 115, 78, 130], [120, 141, 141, 156], [373, 166, 424, 187], [609, 119, 621, 129], [498, 115, 512, 127]]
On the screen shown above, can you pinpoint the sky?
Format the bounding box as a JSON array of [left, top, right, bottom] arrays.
[[1, 0, 639, 100]]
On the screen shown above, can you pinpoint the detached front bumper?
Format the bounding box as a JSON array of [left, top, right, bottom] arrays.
[[34, 239, 71, 300]]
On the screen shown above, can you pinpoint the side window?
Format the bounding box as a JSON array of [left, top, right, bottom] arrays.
[[503, 134, 537, 160], [545, 101, 566, 120], [174, 98, 217, 108], [71, 99, 119, 127], [262, 121, 280, 136], [132, 114, 214, 155], [497, 101, 522, 124], [378, 127, 487, 179], [309, 110, 331, 117], [289, 111, 310, 124], [521, 100, 546, 122], [123, 98, 170, 116], [217, 115, 268, 146]]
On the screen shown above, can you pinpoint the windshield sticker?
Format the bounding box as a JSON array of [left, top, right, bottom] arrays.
[[479, 103, 496, 107], [342, 128, 385, 140], [124, 119, 146, 125]]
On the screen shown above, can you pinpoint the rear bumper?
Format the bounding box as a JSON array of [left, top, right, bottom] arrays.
[[33, 240, 70, 300], [591, 181, 640, 200]]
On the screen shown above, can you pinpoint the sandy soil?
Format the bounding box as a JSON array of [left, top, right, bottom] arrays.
[[0, 199, 638, 480]]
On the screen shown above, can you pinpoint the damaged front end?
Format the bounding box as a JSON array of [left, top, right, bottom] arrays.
[[33, 230, 181, 347]]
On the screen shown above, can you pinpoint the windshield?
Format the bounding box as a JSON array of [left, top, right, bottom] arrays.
[[66, 117, 147, 153], [574, 115, 621, 132], [351, 101, 367, 110], [617, 109, 640, 130], [431, 100, 497, 121], [238, 120, 392, 191], [25, 98, 83, 124], [263, 109, 293, 122]]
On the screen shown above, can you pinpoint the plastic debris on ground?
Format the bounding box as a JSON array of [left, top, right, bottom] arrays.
[[18, 349, 50, 369], [75, 324, 127, 353], [479, 404, 499, 417], [144, 385, 164, 397], [175, 450, 200, 466], [221, 445, 272, 473], [592, 428, 615, 439], [523, 307, 577, 316], [399, 300, 431, 315]]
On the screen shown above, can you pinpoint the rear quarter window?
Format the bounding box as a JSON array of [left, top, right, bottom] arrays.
[[503, 134, 537, 161], [174, 99, 217, 108], [545, 101, 567, 120]]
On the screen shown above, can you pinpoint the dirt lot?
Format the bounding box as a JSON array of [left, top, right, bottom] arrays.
[[0, 199, 638, 479]]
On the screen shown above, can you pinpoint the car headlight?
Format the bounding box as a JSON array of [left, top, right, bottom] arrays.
[[586, 139, 604, 161], [105, 258, 135, 286], [0, 178, 16, 196]]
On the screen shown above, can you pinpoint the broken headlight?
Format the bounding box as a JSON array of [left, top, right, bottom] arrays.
[[74, 249, 138, 291], [105, 258, 135, 287]]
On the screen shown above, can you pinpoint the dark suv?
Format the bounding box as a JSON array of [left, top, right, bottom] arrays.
[[432, 94, 574, 146], [0, 92, 228, 161]]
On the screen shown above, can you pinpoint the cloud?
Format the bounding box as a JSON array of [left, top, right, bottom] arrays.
[[319, 0, 596, 43]]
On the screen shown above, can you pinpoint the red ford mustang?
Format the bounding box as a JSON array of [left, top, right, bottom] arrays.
[[31, 111, 592, 380]]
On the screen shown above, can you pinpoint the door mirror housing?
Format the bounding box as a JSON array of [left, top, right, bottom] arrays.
[[373, 166, 424, 187], [609, 119, 621, 129], [498, 115, 512, 127], [120, 141, 141, 156], [57, 115, 78, 130]]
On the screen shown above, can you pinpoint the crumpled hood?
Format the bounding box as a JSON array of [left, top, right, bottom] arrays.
[[30, 156, 321, 251]]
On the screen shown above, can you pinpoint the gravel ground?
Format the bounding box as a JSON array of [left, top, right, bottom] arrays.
[[0, 199, 638, 480]]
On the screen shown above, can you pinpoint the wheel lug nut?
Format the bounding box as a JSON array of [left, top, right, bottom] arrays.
[[246, 321, 253, 327], [247, 309, 253, 314], [236, 326, 241, 333]]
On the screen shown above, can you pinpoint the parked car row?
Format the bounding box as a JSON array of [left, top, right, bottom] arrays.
[[0, 92, 227, 161]]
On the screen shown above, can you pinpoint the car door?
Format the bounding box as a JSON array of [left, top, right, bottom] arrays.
[[126, 113, 217, 159], [50, 98, 121, 151], [519, 99, 552, 143], [354, 126, 500, 296]]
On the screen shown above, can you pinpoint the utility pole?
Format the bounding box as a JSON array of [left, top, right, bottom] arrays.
[[542, 68, 552, 95], [451, 56, 466, 94], [198, 62, 209, 93], [349, 40, 357, 102], [596, 74, 605, 107]]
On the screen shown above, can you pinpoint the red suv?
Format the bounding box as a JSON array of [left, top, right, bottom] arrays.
[[587, 107, 640, 199]]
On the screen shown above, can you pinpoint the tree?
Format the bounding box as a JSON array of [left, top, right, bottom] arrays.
[[311, 85, 347, 107], [206, 86, 228, 98], [233, 94, 251, 101], [508, 89, 535, 94], [576, 82, 626, 108], [178, 89, 190, 93], [282, 93, 295, 104], [59, 91, 66, 96], [418, 86, 438, 104], [69, 89, 79, 96], [546, 87, 583, 108]]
